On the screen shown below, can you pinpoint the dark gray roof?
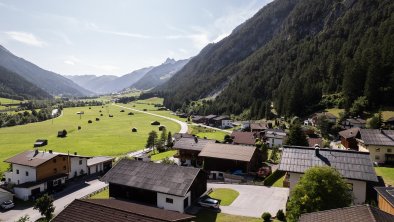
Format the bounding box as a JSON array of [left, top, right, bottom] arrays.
[[278, 146, 378, 182], [346, 118, 366, 124], [205, 115, 217, 119], [213, 115, 230, 121], [101, 159, 201, 197], [173, 133, 194, 141], [299, 205, 394, 222], [360, 129, 394, 146], [375, 187, 394, 207], [87, 156, 114, 166], [173, 137, 215, 151], [339, 127, 360, 139]]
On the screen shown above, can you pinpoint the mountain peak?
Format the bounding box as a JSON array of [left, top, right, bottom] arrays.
[[163, 58, 176, 65]]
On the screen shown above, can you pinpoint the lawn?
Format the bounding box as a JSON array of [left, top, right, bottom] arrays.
[[150, 150, 177, 161], [89, 188, 109, 199], [0, 104, 181, 174], [272, 174, 285, 187], [196, 209, 261, 222], [189, 125, 228, 142], [375, 166, 394, 186], [209, 188, 239, 206], [381, 110, 394, 121]]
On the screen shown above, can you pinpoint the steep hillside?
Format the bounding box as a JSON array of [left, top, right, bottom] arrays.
[[67, 75, 118, 94], [0, 65, 52, 100], [158, 0, 394, 118], [131, 58, 189, 90], [0, 45, 92, 97]]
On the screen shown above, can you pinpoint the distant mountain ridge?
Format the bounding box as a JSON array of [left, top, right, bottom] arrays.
[[0, 65, 52, 100], [130, 58, 190, 90], [0, 45, 92, 97]]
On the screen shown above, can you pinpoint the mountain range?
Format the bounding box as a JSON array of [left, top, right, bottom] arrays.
[[0, 45, 92, 97], [157, 0, 394, 118], [67, 58, 189, 94]]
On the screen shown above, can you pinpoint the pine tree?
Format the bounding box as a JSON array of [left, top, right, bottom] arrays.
[[146, 131, 158, 149]]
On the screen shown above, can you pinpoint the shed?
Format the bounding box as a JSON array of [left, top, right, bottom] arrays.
[[57, 130, 67, 138], [159, 125, 166, 131], [109, 114, 113, 117], [88, 120, 93, 123], [34, 139, 48, 148], [151, 121, 160, 125]]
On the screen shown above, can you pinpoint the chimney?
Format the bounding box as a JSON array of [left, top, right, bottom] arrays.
[[49, 150, 53, 154], [314, 144, 320, 156]]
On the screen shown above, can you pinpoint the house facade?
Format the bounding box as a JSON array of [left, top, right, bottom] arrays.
[[4, 150, 90, 200], [101, 159, 207, 213], [279, 146, 378, 204], [87, 156, 114, 175], [264, 129, 287, 147], [358, 129, 394, 164], [173, 137, 215, 167], [212, 116, 232, 128], [342, 118, 366, 129]]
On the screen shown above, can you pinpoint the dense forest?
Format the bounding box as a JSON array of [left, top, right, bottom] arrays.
[[156, 0, 394, 119], [0, 65, 52, 100]]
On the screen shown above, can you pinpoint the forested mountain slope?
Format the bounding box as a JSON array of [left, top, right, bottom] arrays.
[[0, 65, 52, 100], [157, 0, 394, 118], [0, 45, 92, 97]]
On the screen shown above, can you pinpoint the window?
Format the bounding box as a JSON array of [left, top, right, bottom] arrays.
[[166, 198, 173, 204], [388, 149, 392, 153], [16, 169, 19, 174], [375, 155, 380, 160], [53, 158, 57, 163], [376, 148, 380, 152], [79, 160, 82, 165], [54, 168, 58, 174], [25, 171, 29, 176], [63, 166, 66, 170]]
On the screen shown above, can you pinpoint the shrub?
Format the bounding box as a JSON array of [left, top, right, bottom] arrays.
[[263, 170, 285, 186], [143, 109, 147, 111], [262, 212, 271, 222], [276, 209, 286, 221]]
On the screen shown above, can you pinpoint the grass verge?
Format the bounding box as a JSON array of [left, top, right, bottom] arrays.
[[209, 188, 239, 206]]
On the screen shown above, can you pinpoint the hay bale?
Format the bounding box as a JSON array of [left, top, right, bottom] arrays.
[[100, 114, 103, 116], [99, 110, 102, 113], [89, 107, 91, 109], [120, 110, 125, 112], [96, 118, 100, 121], [132, 128, 137, 132], [88, 120, 93, 123], [109, 114, 114, 117], [143, 109, 147, 111]]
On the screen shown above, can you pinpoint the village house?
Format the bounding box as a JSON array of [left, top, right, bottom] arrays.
[[4, 149, 90, 200], [264, 129, 287, 147], [375, 187, 394, 216], [53, 199, 196, 222], [307, 137, 323, 148], [212, 115, 232, 128], [311, 112, 337, 126], [341, 118, 367, 129], [384, 117, 394, 129], [339, 127, 360, 150], [198, 143, 260, 176], [250, 122, 267, 132], [278, 146, 378, 204], [358, 129, 394, 164], [191, 116, 204, 124], [101, 159, 207, 213], [299, 204, 394, 222], [231, 131, 258, 146], [173, 137, 215, 167], [87, 156, 114, 175], [204, 114, 217, 126], [173, 133, 194, 141]]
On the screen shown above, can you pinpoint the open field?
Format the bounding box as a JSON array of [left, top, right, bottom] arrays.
[[375, 166, 394, 186], [189, 125, 228, 141], [0, 104, 180, 173]]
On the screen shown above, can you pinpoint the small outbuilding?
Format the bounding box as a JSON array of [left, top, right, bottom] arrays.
[[95, 118, 100, 121], [109, 114, 113, 117], [100, 114, 103, 116], [132, 128, 138, 132], [34, 139, 48, 148], [151, 121, 160, 125], [128, 112, 134, 115], [159, 125, 166, 131], [87, 156, 114, 175], [88, 120, 93, 124], [57, 130, 67, 138]]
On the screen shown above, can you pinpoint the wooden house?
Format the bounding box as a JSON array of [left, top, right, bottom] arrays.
[[173, 137, 215, 167]]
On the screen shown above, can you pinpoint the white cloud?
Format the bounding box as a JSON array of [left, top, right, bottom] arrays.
[[5, 31, 46, 47]]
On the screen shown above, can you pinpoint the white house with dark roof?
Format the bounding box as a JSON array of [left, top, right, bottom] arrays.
[[278, 146, 378, 204], [101, 159, 207, 213], [264, 129, 287, 147], [87, 156, 114, 175], [358, 129, 394, 164]]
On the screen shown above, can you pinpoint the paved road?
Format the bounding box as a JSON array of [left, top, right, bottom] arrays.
[[113, 104, 188, 133], [0, 179, 106, 222], [208, 183, 289, 218]]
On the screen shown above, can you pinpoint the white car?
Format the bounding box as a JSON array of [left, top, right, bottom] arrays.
[[1, 200, 15, 210]]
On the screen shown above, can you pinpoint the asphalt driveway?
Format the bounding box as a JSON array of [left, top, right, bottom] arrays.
[[208, 183, 289, 218]]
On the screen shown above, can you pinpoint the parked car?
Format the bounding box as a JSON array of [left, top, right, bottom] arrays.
[[1, 200, 15, 210], [198, 196, 220, 209]]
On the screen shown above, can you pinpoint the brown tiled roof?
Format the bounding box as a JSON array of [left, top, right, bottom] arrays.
[[173, 137, 215, 151], [251, 123, 267, 130], [360, 129, 394, 146], [299, 205, 394, 222], [52, 199, 195, 222], [101, 159, 201, 197], [339, 127, 360, 139], [307, 137, 323, 147], [231, 131, 256, 145], [199, 143, 256, 162]]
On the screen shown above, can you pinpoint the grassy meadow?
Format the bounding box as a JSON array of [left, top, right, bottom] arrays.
[[0, 103, 180, 173], [189, 125, 229, 141]]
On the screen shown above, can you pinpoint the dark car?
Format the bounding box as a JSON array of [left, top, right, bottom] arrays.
[[1, 200, 15, 210], [198, 196, 220, 209]]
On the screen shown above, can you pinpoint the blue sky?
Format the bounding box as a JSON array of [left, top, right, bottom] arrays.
[[0, 0, 271, 76]]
